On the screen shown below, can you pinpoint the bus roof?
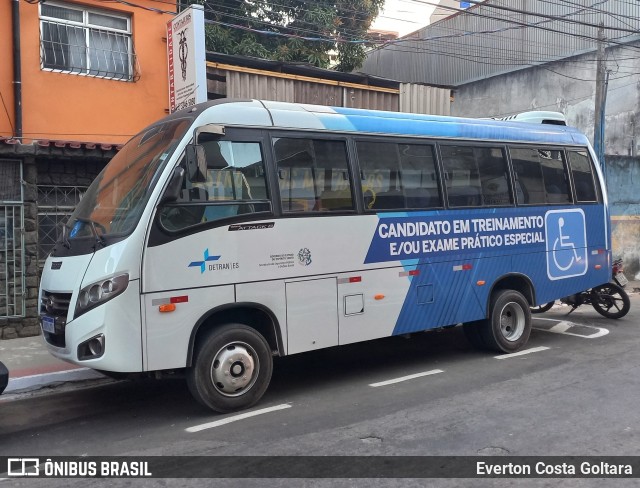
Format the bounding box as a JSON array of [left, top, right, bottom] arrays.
[[182, 99, 590, 147]]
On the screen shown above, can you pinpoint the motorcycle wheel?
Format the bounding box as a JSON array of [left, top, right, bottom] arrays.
[[590, 283, 631, 319], [531, 302, 555, 314]]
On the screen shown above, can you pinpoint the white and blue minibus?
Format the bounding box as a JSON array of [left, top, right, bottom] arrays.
[[39, 100, 610, 412]]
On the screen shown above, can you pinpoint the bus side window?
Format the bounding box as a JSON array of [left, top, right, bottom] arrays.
[[398, 144, 441, 208], [567, 150, 598, 202], [356, 141, 441, 210], [274, 138, 354, 213], [479, 147, 511, 206], [441, 145, 510, 207], [510, 147, 571, 205], [356, 141, 402, 210], [159, 140, 270, 231], [440, 146, 481, 207], [540, 150, 571, 204]]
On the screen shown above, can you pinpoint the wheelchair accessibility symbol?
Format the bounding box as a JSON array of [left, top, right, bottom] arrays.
[[545, 209, 588, 280]]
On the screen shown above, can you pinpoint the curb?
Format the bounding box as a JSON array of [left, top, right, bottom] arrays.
[[3, 368, 106, 395]]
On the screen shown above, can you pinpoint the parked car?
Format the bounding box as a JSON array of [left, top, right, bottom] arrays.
[[0, 360, 7, 394]]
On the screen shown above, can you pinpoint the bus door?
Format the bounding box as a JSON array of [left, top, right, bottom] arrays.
[[285, 277, 338, 355], [142, 128, 272, 370]]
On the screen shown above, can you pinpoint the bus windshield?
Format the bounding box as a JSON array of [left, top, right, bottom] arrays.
[[66, 117, 193, 241]]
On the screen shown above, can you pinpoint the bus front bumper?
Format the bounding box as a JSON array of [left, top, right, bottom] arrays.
[[42, 281, 143, 373]]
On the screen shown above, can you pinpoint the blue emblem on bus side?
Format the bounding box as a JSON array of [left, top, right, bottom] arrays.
[[188, 248, 221, 274], [545, 209, 588, 280]]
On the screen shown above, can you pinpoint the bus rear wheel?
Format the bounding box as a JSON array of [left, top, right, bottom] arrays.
[[481, 290, 531, 353], [187, 324, 273, 413]]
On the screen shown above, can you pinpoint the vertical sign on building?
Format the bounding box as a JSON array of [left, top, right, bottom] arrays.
[[167, 5, 207, 113]]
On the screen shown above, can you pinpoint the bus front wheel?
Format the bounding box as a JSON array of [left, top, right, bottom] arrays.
[[187, 324, 273, 413], [481, 290, 531, 353]]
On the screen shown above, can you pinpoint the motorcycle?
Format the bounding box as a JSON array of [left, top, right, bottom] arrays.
[[531, 259, 631, 319]]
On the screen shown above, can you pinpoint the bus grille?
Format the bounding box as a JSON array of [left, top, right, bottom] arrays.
[[40, 290, 71, 348]]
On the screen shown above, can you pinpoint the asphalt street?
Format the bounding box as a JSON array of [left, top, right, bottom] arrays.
[[0, 294, 639, 487]]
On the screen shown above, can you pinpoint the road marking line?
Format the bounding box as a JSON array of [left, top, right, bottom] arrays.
[[186, 404, 291, 433], [548, 320, 573, 333], [369, 369, 443, 388], [494, 346, 550, 359], [534, 318, 609, 339]]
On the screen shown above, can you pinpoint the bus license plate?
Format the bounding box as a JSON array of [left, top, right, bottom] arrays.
[[615, 272, 628, 287], [41, 316, 55, 334]]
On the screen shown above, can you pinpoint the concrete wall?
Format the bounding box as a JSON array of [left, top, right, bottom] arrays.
[[451, 43, 640, 156], [608, 156, 640, 278]]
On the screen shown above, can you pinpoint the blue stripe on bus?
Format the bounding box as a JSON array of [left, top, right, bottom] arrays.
[[376, 205, 609, 335], [329, 107, 582, 145]]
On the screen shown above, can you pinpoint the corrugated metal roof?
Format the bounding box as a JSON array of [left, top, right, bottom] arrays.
[[360, 0, 640, 86], [207, 51, 403, 89]]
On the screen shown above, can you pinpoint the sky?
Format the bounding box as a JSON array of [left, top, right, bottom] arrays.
[[370, 0, 439, 37]]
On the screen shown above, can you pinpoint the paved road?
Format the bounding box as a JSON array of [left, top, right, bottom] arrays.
[[1, 295, 639, 487]]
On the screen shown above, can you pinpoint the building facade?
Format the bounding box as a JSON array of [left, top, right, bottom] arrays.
[[0, 0, 175, 338]]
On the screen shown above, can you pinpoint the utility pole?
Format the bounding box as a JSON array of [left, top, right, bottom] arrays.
[[593, 23, 607, 177]]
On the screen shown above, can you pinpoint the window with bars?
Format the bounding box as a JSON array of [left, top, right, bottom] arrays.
[[1, 160, 24, 318], [40, 2, 136, 81], [37, 186, 87, 261]]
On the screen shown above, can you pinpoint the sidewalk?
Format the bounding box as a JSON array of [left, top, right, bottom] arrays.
[[1, 280, 639, 398], [0, 335, 106, 396]]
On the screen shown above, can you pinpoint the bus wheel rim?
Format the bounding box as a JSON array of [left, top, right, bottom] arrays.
[[210, 341, 259, 397], [499, 302, 525, 342]]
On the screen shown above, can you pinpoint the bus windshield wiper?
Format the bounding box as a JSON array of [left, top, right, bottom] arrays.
[[75, 218, 107, 248], [61, 224, 72, 249]]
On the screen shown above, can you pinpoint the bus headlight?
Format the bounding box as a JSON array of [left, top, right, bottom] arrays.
[[75, 274, 129, 319]]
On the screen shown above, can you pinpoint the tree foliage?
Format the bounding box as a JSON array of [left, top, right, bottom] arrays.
[[188, 0, 385, 72]]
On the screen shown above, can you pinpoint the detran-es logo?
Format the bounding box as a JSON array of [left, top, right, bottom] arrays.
[[188, 248, 221, 274]]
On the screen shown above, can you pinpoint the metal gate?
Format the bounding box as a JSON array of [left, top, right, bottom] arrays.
[[0, 160, 25, 317]]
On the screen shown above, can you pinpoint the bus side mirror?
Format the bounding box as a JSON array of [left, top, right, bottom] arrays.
[[160, 167, 185, 204], [186, 144, 207, 183]]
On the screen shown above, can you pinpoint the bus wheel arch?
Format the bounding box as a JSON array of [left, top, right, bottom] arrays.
[[488, 273, 535, 311], [187, 303, 283, 368], [466, 274, 534, 353]]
